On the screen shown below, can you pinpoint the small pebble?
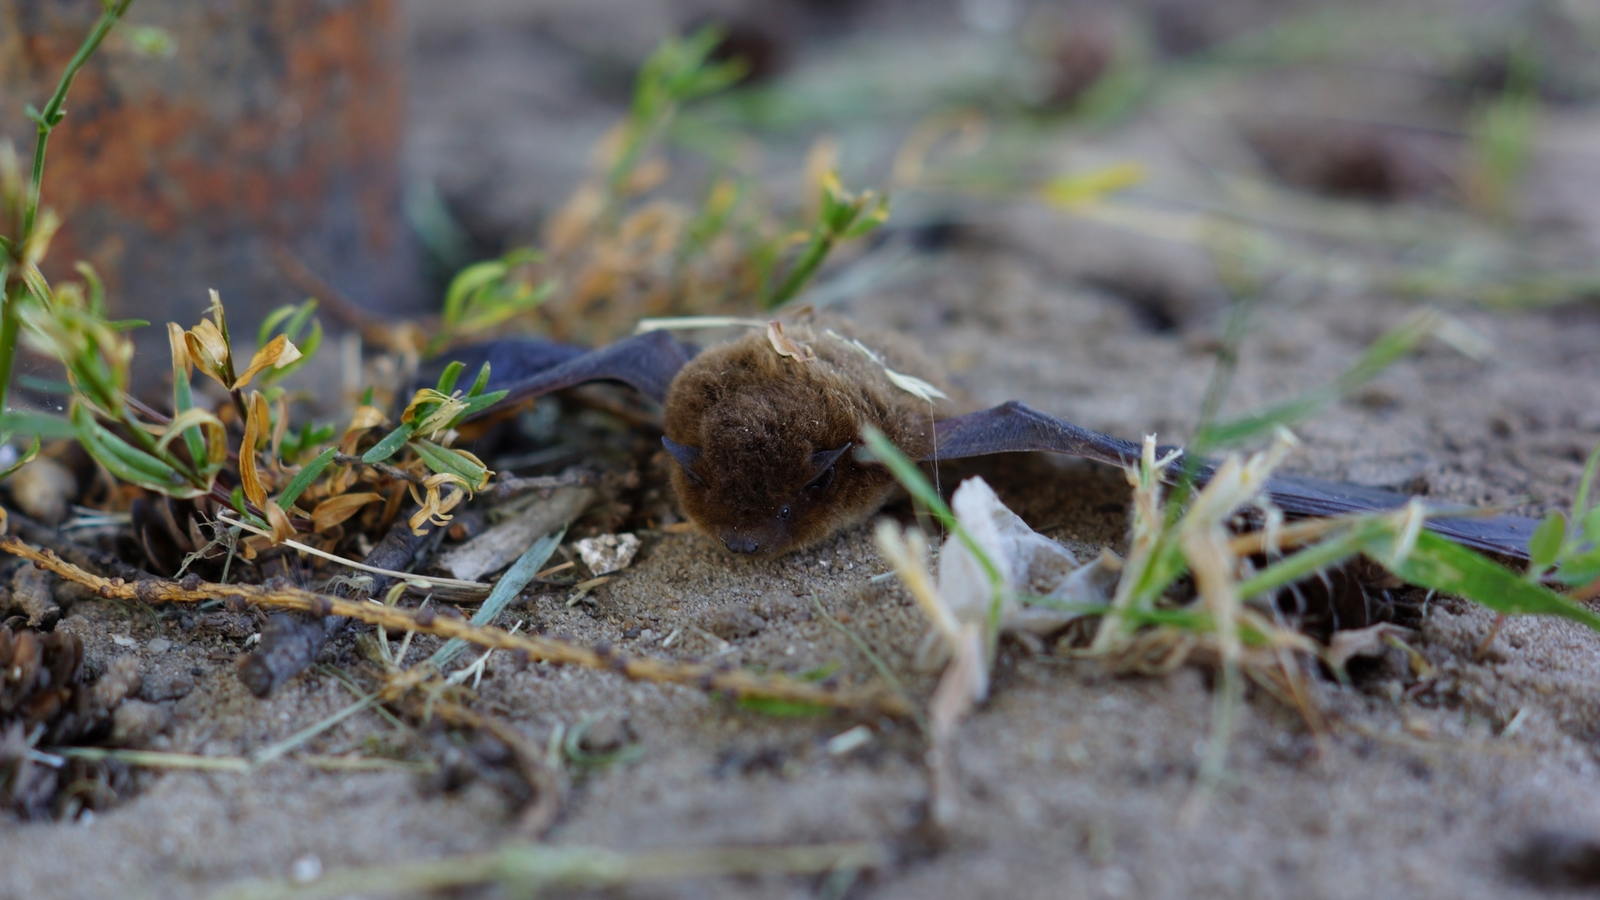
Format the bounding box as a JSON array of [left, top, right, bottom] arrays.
[[703, 608, 766, 640], [290, 854, 323, 884], [147, 638, 172, 654], [7, 457, 77, 525], [575, 533, 641, 575]]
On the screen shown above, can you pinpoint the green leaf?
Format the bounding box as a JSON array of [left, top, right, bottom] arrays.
[[361, 423, 415, 464], [1197, 310, 1439, 449], [842, 197, 890, 239], [457, 389, 509, 420], [411, 439, 487, 488], [799, 661, 842, 682], [734, 696, 833, 717], [0, 437, 42, 481], [430, 528, 565, 669], [1236, 518, 1392, 600], [74, 261, 105, 315], [0, 410, 75, 439], [1379, 531, 1600, 632], [435, 360, 465, 395], [276, 447, 338, 512], [1584, 505, 1600, 545], [1574, 444, 1600, 531], [1528, 510, 1567, 575], [467, 362, 491, 398], [442, 260, 509, 325], [1555, 549, 1600, 587], [71, 404, 186, 491]]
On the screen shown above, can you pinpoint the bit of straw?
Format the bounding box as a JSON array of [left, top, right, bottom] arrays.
[[215, 511, 489, 594]]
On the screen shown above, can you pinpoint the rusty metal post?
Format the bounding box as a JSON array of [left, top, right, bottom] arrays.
[[0, 0, 421, 349]]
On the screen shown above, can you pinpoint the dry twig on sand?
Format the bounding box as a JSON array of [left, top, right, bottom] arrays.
[[0, 536, 912, 717]]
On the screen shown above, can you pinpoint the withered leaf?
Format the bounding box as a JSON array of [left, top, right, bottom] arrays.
[[231, 333, 303, 390], [311, 492, 382, 532]]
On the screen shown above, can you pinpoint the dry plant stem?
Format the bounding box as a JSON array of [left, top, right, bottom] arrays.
[[0, 537, 910, 716], [487, 471, 595, 503], [216, 841, 886, 900], [332, 453, 425, 486], [5, 509, 155, 583], [217, 512, 488, 593], [268, 241, 407, 346]]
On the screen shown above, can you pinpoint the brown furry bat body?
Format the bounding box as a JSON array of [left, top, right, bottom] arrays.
[[660, 318, 953, 555]]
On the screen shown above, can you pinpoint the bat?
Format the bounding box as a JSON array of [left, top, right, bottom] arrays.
[[442, 316, 1540, 559]]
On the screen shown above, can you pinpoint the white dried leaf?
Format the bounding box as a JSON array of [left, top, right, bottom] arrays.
[[825, 329, 948, 402]]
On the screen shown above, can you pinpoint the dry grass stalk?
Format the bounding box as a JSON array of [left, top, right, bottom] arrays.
[[0, 537, 911, 717]]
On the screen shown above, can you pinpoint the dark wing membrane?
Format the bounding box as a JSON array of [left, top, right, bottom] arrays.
[[437, 330, 697, 419], [928, 402, 1535, 559], [419, 338, 589, 392], [1266, 474, 1539, 558]]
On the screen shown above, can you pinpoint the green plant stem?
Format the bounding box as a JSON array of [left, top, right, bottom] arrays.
[[0, 280, 24, 421], [22, 0, 136, 238], [2, 0, 135, 431], [117, 407, 205, 488], [765, 231, 834, 309]]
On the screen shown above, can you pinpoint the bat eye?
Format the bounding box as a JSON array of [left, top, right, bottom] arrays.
[[779, 505, 791, 520]]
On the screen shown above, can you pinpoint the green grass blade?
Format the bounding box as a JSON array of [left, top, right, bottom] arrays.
[[1379, 530, 1600, 632], [411, 439, 488, 488], [361, 423, 415, 463], [430, 529, 564, 669], [276, 446, 338, 512]]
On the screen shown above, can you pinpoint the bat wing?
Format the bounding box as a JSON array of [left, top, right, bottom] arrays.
[[434, 330, 698, 418], [927, 402, 1536, 559]]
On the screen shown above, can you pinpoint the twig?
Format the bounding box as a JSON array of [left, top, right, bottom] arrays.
[[5, 508, 156, 583], [213, 840, 887, 900], [333, 452, 425, 486], [488, 471, 596, 503], [0, 537, 912, 717], [268, 241, 412, 345]]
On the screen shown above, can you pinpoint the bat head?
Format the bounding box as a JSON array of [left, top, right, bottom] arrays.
[[658, 319, 943, 556], [661, 375, 898, 556]]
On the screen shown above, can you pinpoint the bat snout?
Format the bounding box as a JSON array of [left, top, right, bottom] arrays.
[[722, 535, 762, 554]]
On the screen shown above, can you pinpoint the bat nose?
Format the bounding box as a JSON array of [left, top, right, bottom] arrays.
[[723, 536, 760, 554]]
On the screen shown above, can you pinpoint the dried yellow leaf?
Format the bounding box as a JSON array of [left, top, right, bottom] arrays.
[[766, 321, 814, 361], [268, 393, 290, 472], [184, 318, 232, 388], [155, 407, 225, 454], [311, 492, 382, 532], [406, 472, 469, 535], [263, 499, 295, 545], [348, 404, 387, 431], [231, 333, 302, 390], [239, 391, 271, 508], [166, 322, 193, 378]]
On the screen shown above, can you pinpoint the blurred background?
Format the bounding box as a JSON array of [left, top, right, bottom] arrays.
[[6, 0, 1600, 358]]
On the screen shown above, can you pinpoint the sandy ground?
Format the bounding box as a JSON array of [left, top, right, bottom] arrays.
[[7, 1, 1600, 898]]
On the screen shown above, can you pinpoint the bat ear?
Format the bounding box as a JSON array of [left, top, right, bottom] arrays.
[[661, 436, 706, 486], [809, 442, 852, 471], [804, 442, 852, 490]]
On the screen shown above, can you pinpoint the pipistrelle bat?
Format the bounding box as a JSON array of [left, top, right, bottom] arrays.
[[445, 316, 1539, 558]]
